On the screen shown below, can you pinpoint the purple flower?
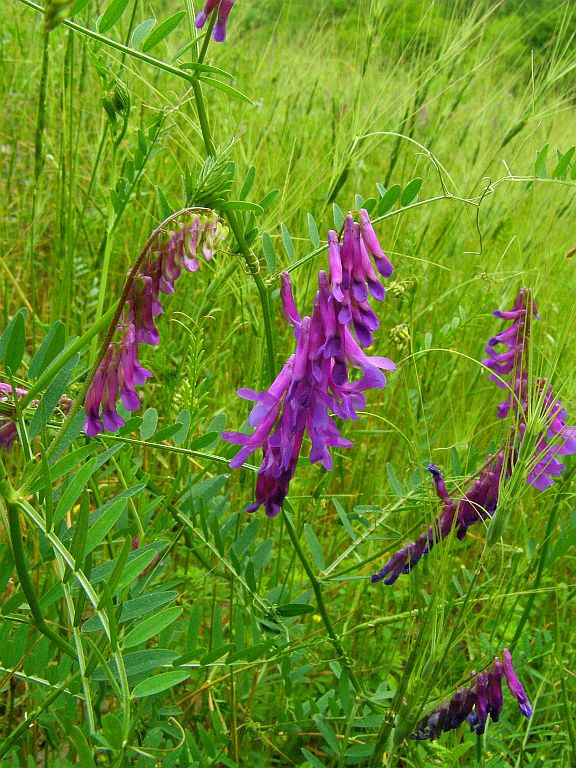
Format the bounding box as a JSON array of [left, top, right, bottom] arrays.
[[485, 289, 575, 490], [222, 269, 395, 516], [326, 209, 392, 347], [371, 453, 505, 585], [194, 0, 236, 42], [83, 213, 225, 437], [412, 650, 531, 741], [483, 288, 538, 417], [502, 648, 533, 717]]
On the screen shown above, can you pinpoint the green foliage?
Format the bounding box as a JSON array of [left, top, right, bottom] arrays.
[[0, 0, 575, 767]]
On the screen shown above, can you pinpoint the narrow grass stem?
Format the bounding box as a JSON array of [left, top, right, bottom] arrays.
[[281, 508, 365, 698], [0, 460, 76, 659]]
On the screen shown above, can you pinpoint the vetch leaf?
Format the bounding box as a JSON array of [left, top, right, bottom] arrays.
[[132, 671, 190, 698], [84, 498, 127, 556], [387, 462, 404, 496], [141, 10, 186, 52], [281, 223, 295, 264], [304, 523, 324, 571], [28, 353, 79, 440], [0, 310, 26, 370], [376, 184, 401, 215], [140, 407, 158, 439], [71, 0, 92, 15], [276, 603, 314, 617], [332, 203, 344, 230], [553, 146, 575, 179], [262, 232, 276, 273], [198, 76, 253, 105], [220, 200, 264, 214], [28, 321, 65, 380], [239, 165, 256, 200], [400, 177, 422, 206], [53, 458, 97, 528], [307, 213, 320, 247], [259, 189, 280, 211], [534, 144, 549, 178], [130, 18, 156, 47], [98, 0, 131, 33], [123, 606, 183, 648]]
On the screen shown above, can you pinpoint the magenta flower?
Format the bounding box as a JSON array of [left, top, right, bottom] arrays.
[[485, 289, 575, 490], [412, 649, 532, 740], [194, 0, 236, 42], [83, 213, 225, 437], [222, 269, 395, 517], [371, 453, 505, 585]]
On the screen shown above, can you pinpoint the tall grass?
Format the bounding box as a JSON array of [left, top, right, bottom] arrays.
[[0, 0, 575, 766]]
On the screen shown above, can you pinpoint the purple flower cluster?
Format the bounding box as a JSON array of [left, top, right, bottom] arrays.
[[1, 382, 71, 450], [223, 209, 395, 517], [483, 288, 538, 419], [194, 0, 236, 43], [523, 381, 576, 491], [371, 453, 505, 585], [412, 648, 532, 741], [84, 214, 226, 437], [485, 289, 575, 490]]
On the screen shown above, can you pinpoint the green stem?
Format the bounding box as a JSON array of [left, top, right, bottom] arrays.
[[189, 71, 277, 383], [0, 671, 81, 759], [0, 461, 75, 659], [17, 0, 227, 85], [226, 212, 276, 383], [510, 470, 573, 647], [281, 508, 365, 697]]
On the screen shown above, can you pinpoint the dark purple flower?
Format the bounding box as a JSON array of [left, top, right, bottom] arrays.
[[194, 0, 236, 42], [83, 213, 225, 437], [502, 648, 532, 717], [371, 452, 505, 585], [412, 650, 531, 741], [222, 269, 395, 516], [485, 289, 575, 490]]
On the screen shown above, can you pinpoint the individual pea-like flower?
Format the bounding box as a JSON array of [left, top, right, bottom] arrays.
[[412, 649, 532, 741], [1, 382, 71, 450], [194, 0, 236, 43], [485, 289, 575, 490], [83, 212, 226, 437], [222, 270, 395, 517], [371, 453, 505, 585]]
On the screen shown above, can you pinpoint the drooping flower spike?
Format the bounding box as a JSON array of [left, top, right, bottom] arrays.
[[194, 0, 236, 42], [371, 453, 506, 585], [83, 212, 227, 438], [412, 649, 532, 741], [223, 269, 395, 517], [485, 289, 575, 490]]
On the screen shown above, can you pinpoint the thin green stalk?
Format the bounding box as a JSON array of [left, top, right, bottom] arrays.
[[0, 671, 81, 759], [188, 71, 277, 383], [509, 470, 573, 648], [281, 508, 365, 698], [0, 460, 76, 659]]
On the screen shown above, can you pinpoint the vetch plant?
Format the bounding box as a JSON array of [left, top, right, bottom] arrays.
[[412, 649, 532, 741]]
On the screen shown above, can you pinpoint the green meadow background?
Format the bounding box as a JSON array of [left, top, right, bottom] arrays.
[[0, 1, 575, 765]]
